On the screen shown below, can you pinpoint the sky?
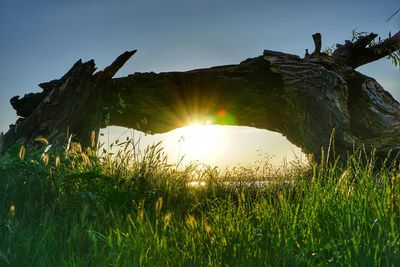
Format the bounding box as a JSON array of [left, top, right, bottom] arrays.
[[0, 0, 399, 167]]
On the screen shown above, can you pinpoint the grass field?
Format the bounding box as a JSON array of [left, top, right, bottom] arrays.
[[0, 140, 399, 266]]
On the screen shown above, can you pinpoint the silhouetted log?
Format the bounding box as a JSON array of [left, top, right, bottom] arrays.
[[10, 92, 47, 118], [104, 50, 400, 162], [0, 50, 136, 153], [1, 31, 399, 164]]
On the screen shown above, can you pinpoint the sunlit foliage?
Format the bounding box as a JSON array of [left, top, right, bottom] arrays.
[[0, 140, 399, 266]]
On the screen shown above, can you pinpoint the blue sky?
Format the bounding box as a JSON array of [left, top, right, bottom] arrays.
[[0, 0, 399, 166]]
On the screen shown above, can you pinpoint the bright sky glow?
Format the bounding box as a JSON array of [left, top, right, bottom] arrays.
[[172, 124, 226, 161], [99, 125, 305, 168]]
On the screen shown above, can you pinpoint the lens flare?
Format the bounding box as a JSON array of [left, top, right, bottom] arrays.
[[213, 108, 237, 125], [218, 109, 227, 117]]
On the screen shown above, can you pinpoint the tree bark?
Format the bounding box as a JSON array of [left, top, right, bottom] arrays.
[[0, 51, 136, 153], [1, 32, 399, 164]]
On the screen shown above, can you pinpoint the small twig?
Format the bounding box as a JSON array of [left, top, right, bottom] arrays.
[[386, 7, 400, 22]]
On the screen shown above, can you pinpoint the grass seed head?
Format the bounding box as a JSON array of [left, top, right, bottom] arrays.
[[19, 145, 26, 160], [186, 214, 197, 230], [9, 205, 16, 216], [155, 197, 163, 214]]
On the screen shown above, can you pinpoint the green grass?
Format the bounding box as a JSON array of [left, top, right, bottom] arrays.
[[0, 141, 399, 266]]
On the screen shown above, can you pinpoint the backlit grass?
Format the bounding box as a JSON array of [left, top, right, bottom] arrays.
[[0, 140, 399, 266]]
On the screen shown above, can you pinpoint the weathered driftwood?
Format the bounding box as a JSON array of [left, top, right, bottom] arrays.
[[1, 51, 136, 152], [1, 31, 399, 163]]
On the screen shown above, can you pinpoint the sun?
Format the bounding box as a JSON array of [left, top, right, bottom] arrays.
[[172, 124, 226, 161]]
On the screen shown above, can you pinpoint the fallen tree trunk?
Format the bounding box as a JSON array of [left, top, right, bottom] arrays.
[[1, 31, 399, 163], [1, 51, 136, 152]]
